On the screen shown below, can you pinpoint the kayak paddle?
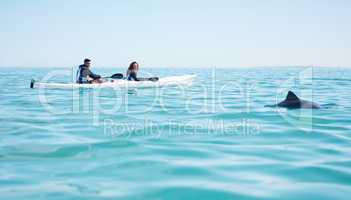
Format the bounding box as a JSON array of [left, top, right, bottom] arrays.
[[103, 73, 124, 79]]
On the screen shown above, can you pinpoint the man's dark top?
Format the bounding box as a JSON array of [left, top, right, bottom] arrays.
[[76, 64, 101, 83]]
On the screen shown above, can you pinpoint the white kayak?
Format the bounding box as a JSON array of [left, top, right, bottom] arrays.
[[31, 75, 196, 89]]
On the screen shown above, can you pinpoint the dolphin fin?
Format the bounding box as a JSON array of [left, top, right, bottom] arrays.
[[285, 91, 300, 101]]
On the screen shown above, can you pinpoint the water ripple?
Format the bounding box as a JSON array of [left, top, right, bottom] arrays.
[[1, 67, 351, 199]]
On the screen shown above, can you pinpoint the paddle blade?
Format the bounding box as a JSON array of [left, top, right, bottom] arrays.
[[30, 79, 35, 88], [148, 77, 159, 82], [111, 73, 124, 79]]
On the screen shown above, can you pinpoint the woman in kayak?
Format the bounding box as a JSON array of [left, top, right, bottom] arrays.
[[77, 58, 103, 84], [126, 61, 159, 82], [126, 61, 140, 81]]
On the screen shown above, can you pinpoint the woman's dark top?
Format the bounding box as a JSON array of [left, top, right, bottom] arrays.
[[127, 71, 140, 81]]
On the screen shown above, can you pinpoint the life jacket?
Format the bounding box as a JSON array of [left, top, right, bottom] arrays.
[[76, 65, 89, 83]]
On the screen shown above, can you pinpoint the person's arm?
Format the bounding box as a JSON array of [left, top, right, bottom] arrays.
[[87, 69, 101, 80]]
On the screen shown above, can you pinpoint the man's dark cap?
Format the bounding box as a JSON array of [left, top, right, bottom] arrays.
[[84, 58, 91, 63]]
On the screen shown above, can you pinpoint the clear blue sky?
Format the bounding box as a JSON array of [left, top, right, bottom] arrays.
[[1, 0, 350, 68]]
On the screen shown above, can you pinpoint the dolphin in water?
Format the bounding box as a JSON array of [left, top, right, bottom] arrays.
[[267, 91, 320, 109]]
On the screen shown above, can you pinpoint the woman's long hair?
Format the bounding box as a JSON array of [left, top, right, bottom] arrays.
[[127, 61, 139, 76], [128, 62, 139, 71]]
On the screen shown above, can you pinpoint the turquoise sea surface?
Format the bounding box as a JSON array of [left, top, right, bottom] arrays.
[[0, 67, 350, 200]]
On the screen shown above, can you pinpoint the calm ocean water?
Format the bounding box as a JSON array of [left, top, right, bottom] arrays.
[[0, 67, 350, 200]]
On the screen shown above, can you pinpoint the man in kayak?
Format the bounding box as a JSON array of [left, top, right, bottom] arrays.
[[76, 59, 103, 84]]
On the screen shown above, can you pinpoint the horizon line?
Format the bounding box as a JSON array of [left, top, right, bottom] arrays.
[[0, 65, 349, 69]]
